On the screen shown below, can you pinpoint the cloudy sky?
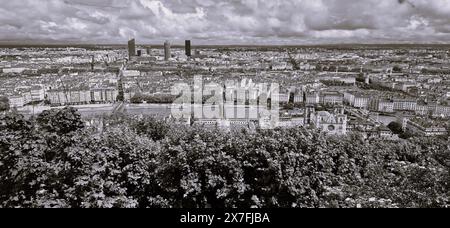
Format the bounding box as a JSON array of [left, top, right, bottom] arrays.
[[1, 0, 450, 45]]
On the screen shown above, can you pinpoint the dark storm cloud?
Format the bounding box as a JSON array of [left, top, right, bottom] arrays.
[[0, 0, 449, 44]]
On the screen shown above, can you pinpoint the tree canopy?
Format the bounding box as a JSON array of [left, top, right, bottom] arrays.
[[0, 108, 449, 208]]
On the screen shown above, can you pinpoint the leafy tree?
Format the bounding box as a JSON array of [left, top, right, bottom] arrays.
[[0, 112, 48, 207], [387, 122, 403, 135], [1, 110, 449, 208], [57, 127, 161, 208], [36, 107, 84, 135], [129, 117, 170, 141]]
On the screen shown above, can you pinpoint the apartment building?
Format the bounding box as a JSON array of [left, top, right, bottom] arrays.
[[393, 99, 417, 111]]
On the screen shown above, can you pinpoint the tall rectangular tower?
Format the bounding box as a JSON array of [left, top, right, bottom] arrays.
[[185, 40, 191, 57], [164, 40, 171, 61], [128, 39, 136, 58]]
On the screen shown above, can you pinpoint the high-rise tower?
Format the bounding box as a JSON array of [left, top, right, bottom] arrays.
[[185, 40, 191, 57], [128, 39, 136, 59], [164, 40, 171, 61]]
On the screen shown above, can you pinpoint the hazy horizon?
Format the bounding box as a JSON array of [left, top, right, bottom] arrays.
[[2, 41, 450, 48]]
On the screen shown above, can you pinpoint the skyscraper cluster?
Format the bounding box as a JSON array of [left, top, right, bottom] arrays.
[[127, 39, 193, 61]]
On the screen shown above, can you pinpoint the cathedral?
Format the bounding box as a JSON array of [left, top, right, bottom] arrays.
[[305, 106, 348, 135]]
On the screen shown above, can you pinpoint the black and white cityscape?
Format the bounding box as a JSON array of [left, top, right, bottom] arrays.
[[0, 0, 449, 211]]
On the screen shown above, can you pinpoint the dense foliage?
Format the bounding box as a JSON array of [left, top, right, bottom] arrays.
[[387, 122, 414, 139], [0, 108, 449, 208]]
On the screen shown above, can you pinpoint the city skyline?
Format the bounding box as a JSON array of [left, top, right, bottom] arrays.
[[1, 0, 450, 45]]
